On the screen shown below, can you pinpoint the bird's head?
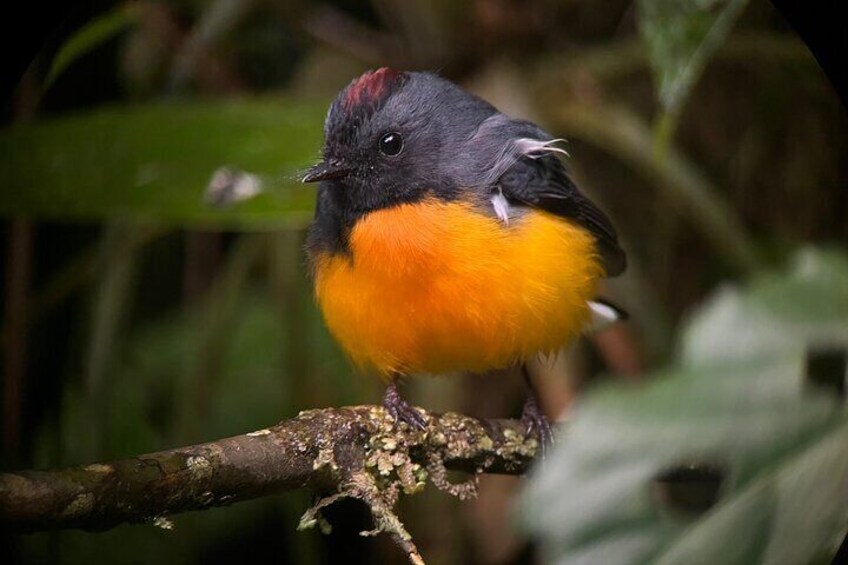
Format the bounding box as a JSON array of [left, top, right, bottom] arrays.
[[302, 68, 503, 214]]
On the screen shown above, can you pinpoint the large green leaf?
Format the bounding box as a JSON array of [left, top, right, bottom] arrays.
[[521, 248, 848, 565], [0, 99, 326, 227]]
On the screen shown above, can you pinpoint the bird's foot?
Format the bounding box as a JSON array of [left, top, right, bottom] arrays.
[[520, 393, 554, 459], [383, 380, 427, 430]]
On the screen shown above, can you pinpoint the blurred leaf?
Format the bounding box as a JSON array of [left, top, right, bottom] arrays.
[[45, 3, 139, 89], [521, 247, 848, 565], [522, 360, 846, 565], [0, 99, 326, 227], [638, 0, 749, 116], [654, 423, 848, 565], [638, 0, 749, 157], [680, 247, 848, 368]]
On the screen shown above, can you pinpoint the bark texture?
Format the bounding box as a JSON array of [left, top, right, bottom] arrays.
[[1, 405, 538, 559]]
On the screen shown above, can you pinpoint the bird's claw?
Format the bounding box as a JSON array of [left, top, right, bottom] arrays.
[[520, 394, 554, 459], [383, 381, 427, 430]]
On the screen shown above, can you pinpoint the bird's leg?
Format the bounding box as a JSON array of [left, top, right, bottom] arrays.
[[520, 364, 554, 457], [383, 376, 427, 430]]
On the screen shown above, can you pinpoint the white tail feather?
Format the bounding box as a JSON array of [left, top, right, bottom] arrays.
[[588, 300, 625, 332]]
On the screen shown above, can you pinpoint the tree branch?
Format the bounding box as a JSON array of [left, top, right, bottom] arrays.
[[1, 405, 538, 558]]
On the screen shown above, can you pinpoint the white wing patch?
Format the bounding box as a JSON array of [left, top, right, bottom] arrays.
[[491, 188, 511, 224], [487, 137, 569, 223], [514, 137, 570, 159]]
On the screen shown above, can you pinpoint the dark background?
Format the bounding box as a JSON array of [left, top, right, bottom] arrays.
[[2, 1, 846, 564]]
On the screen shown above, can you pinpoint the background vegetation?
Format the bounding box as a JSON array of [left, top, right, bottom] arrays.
[[2, 1, 846, 563]]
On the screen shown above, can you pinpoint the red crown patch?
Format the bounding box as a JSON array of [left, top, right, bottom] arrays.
[[343, 68, 406, 111]]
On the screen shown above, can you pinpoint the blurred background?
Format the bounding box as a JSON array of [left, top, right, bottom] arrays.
[[1, 1, 846, 564]]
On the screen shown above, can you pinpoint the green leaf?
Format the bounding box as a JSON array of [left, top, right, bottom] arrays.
[[45, 3, 139, 89], [654, 423, 848, 565], [638, 0, 749, 116], [521, 248, 848, 565], [680, 247, 848, 368], [0, 99, 326, 227]]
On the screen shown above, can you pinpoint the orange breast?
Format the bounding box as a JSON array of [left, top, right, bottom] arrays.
[[313, 199, 603, 378]]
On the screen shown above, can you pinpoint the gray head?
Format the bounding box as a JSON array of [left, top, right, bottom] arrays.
[[303, 68, 617, 267], [303, 68, 558, 213]]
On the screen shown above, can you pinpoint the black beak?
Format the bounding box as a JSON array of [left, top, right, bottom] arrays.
[[301, 159, 353, 183]]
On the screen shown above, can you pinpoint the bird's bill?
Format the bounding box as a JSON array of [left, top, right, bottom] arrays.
[[301, 160, 353, 183]]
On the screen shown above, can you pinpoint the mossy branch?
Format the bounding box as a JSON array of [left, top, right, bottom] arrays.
[[1, 405, 538, 563]]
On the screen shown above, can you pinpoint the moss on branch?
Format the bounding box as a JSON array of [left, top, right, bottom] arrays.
[[1, 405, 539, 563]]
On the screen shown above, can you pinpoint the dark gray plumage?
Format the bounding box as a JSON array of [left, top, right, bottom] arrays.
[[304, 69, 626, 277]]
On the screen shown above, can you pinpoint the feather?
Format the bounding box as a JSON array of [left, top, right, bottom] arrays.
[[514, 137, 570, 159], [491, 188, 511, 223], [588, 299, 628, 332]]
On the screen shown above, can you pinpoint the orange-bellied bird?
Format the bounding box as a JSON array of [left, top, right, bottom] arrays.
[[303, 68, 626, 444]]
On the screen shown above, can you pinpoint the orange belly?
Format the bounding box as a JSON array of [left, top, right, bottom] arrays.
[[313, 199, 603, 378]]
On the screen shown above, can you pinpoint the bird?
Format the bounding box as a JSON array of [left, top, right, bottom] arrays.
[[302, 68, 626, 445]]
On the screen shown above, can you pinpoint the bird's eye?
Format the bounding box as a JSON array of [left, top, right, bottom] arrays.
[[379, 132, 403, 156]]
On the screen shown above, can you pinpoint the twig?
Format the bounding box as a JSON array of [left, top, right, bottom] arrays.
[[539, 31, 815, 85], [1, 406, 538, 563], [166, 0, 254, 94]]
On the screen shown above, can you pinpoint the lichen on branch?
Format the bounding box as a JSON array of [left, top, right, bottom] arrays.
[[1, 405, 539, 564]]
